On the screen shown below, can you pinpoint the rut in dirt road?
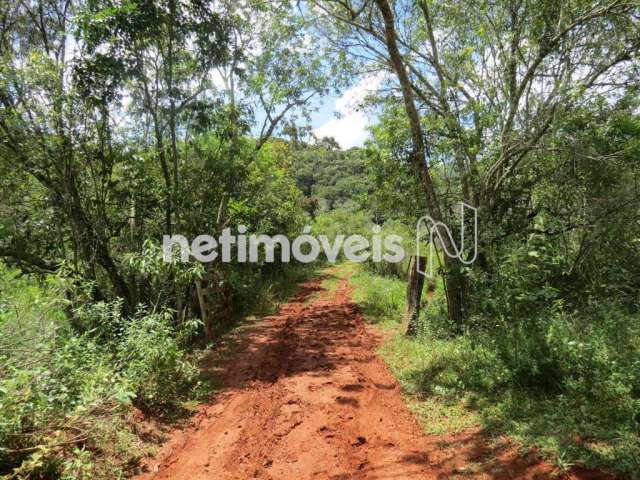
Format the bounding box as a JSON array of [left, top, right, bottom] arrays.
[[134, 273, 613, 480]]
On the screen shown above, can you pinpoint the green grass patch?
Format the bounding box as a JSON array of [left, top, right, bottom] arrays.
[[345, 264, 640, 478], [349, 268, 405, 329]]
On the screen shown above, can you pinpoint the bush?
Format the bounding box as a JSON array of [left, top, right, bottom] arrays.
[[0, 264, 202, 478], [117, 308, 199, 410], [545, 305, 640, 423], [0, 265, 138, 478]]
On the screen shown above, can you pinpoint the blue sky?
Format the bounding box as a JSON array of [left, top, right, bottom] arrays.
[[310, 72, 385, 149]]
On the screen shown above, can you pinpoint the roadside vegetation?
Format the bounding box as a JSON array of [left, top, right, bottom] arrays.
[[0, 262, 314, 479], [350, 264, 640, 478]]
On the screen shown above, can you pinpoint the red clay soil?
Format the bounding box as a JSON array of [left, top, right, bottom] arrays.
[[133, 275, 617, 480]]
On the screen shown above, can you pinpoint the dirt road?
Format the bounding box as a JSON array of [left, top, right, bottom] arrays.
[[134, 273, 613, 480]]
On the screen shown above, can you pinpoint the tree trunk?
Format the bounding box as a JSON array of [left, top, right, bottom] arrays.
[[375, 0, 468, 330], [443, 255, 466, 333], [403, 256, 426, 336]]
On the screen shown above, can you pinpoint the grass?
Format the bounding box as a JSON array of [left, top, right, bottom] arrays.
[[345, 264, 640, 479], [379, 334, 483, 435], [349, 268, 405, 328]]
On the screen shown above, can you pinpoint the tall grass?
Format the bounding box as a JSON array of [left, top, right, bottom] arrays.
[[347, 265, 640, 478]]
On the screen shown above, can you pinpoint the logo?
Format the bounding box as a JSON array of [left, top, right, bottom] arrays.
[[415, 202, 478, 277], [161, 203, 478, 269]]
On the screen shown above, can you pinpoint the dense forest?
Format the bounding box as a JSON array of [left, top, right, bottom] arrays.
[[1, 0, 639, 478]]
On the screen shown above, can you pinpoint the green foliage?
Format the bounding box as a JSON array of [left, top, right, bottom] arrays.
[[312, 208, 370, 238], [117, 308, 199, 410], [293, 145, 372, 213], [365, 105, 423, 223], [0, 264, 202, 478], [349, 264, 640, 476]]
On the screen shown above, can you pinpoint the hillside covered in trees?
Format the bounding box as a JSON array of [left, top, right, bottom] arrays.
[[1, 0, 639, 479], [293, 144, 371, 214]]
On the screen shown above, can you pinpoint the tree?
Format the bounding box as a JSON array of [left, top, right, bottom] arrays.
[[0, 0, 136, 308], [212, 0, 342, 151], [308, 0, 640, 332], [77, 0, 230, 235]]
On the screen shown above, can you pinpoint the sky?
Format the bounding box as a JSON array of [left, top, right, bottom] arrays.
[[309, 72, 385, 149]]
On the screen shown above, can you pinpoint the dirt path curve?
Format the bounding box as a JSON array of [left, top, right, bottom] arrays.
[[134, 273, 613, 480]]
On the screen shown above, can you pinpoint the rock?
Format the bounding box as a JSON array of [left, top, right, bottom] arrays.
[[352, 436, 367, 446]]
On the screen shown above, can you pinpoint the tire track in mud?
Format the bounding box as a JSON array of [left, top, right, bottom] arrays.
[[133, 272, 616, 480]]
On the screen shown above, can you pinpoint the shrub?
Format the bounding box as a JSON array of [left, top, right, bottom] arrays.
[[117, 308, 199, 410], [0, 265, 136, 477], [0, 264, 201, 478]]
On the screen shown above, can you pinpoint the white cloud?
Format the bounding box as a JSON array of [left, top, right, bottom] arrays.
[[313, 111, 370, 149], [314, 72, 385, 149]]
